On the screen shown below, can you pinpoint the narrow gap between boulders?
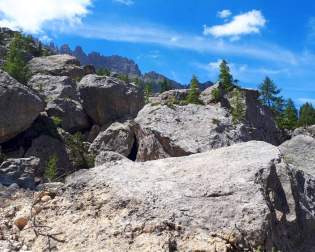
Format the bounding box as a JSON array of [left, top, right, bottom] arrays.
[[127, 136, 138, 161]]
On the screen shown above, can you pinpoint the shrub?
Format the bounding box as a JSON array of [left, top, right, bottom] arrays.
[[230, 89, 246, 124], [45, 154, 58, 182], [118, 74, 129, 83], [65, 132, 95, 169], [51, 116, 62, 128], [96, 68, 110, 76], [212, 118, 221, 125]]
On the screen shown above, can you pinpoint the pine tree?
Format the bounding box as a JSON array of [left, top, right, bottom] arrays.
[[219, 60, 234, 92], [144, 83, 153, 104], [278, 99, 298, 130], [160, 79, 170, 93], [186, 75, 202, 104], [299, 102, 315, 127], [3, 33, 30, 84], [258, 77, 281, 109], [230, 89, 246, 124]]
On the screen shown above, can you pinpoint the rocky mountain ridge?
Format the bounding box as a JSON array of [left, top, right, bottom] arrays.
[[55, 44, 213, 92]]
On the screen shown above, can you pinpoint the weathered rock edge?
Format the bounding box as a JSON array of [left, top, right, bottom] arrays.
[[15, 141, 315, 252]]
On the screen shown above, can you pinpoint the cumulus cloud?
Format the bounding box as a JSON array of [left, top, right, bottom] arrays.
[[113, 0, 134, 6], [217, 9, 232, 19], [204, 10, 266, 39], [0, 0, 92, 33]]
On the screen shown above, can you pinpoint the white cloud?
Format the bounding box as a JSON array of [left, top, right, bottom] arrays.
[[39, 34, 53, 43], [203, 10, 266, 39], [113, 0, 134, 6], [0, 0, 92, 33], [70, 23, 297, 65], [217, 9, 232, 19]]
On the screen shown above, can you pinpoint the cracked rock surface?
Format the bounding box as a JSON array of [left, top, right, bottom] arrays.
[[2, 141, 314, 251]]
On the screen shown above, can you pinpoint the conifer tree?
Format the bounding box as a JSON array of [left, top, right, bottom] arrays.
[[186, 75, 202, 104], [3, 33, 30, 84], [258, 77, 282, 109], [230, 89, 246, 124], [219, 60, 234, 92], [160, 79, 170, 93], [278, 99, 298, 130], [144, 83, 153, 103], [299, 102, 315, 127]]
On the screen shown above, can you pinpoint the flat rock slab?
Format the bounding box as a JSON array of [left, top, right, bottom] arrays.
[[15, 141, 314, 251]]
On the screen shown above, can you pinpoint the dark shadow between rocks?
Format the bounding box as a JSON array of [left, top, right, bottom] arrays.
[[127, 136, 138, 161]]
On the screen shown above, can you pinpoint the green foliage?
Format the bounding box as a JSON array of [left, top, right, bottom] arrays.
[[144, 83, 153, 104], [258, 77, 283, 111], [211, 87, 221, 103], [212, 118, 221, 125], [219, 60, 234, 92], [51, 116, 62, 128], [258, 76, 286, 128], [45, 154, 58, 182], [118, 74, 129, 83], [3, 33, 30, 84], [298, 102, 315, 127], [96, 68, 110, 76], [230, 89, 246, 124], [132, 77, 143, 87], [186, 75, 203, 104], [277, 99, 298, 130], [160, 79, 171, 93], [65, 132, 95, 169]]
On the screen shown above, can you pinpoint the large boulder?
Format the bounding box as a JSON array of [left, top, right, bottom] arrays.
[[293, 125, 315, 138], [11, 141, 315, 251], [78, 75, 144, 126], [280, 134, 315, 176], [0, 157, 40, 189], [28, 54, 85, 80], [0, 70, 44, 143], [28, 74, 90, 132], [133, 87, 282, 161], [89, 121, 136, 159], [24, 135, 72, 177]]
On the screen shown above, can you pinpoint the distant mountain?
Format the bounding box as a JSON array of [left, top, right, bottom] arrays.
[[53, 43, 213, 92], [58, 44, 141, 78], [142, 71, 184, 92], [198, 81, 214, 91]]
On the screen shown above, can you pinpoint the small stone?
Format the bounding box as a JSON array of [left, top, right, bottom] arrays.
[[31, 206, 42, 215], [8, 183, 19, 190], [41, 195, 51, 202], [14, 217, 28, 231]]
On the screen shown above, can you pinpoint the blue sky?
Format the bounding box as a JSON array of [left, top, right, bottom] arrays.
[[1, 0, 315, 106]]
